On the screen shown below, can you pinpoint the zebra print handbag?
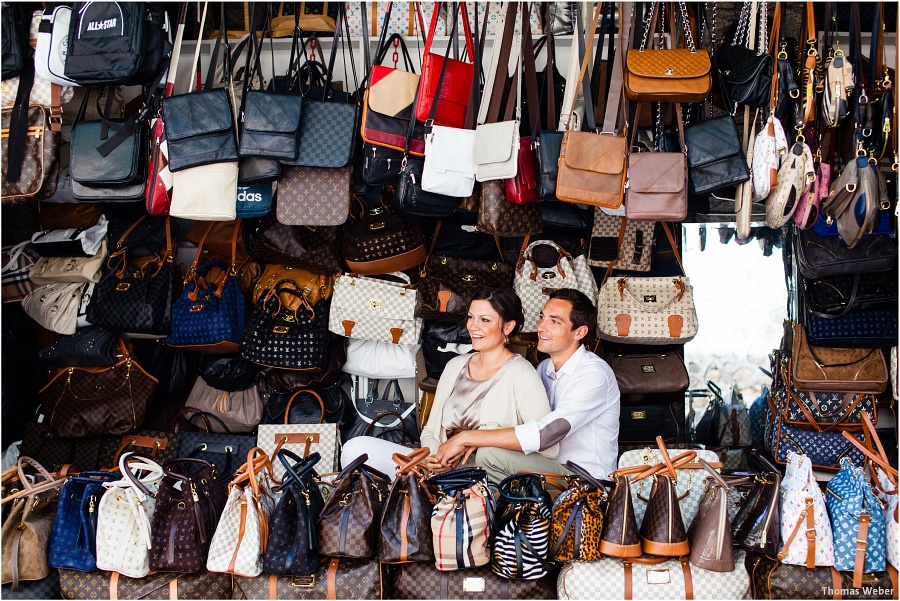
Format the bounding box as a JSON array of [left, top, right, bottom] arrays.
[[491, 474, 553, 580]]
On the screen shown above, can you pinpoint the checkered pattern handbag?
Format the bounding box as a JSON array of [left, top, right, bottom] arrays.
[[617, 448, 721, 528], [586, 211, 655, 272], [778, 452, 835, 567], [329, 273, 422, 345], [429, 468, 493, 571], [1, 242, 39, 303], [513, 240, 597, 332]]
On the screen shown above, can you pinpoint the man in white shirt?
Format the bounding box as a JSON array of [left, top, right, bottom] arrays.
[[433, 289, 621, 482]]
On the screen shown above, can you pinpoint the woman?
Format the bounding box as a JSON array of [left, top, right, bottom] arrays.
[[341, 287, 557, 480]]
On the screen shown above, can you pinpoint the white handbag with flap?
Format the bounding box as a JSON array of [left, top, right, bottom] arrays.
[[422, 124, 477, 197]]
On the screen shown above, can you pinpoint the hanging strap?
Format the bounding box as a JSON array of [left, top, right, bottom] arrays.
[[777, 497, 816, 568], [561, 3, 603, 132], [602, 2, 631, 134], [478, 2, 518, 126], [423, 1, 474, 60], [521, 3, 540, 135]]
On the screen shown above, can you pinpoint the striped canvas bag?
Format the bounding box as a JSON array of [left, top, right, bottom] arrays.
[[429, 468, 493, 571]]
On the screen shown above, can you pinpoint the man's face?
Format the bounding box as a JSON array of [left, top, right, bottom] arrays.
[[536, 298, 581, 356]]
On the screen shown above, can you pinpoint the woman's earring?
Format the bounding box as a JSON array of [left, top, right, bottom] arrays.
[[504, 336, 510, 346]]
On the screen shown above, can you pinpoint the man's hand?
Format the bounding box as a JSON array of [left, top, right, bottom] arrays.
[[435, 432, 476, 468], [426, 455, 455, 474]]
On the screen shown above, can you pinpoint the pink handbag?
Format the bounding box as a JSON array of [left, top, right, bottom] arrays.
[[794, 161, 830, 230]]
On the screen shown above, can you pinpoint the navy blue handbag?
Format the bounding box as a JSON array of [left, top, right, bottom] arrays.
[[166, 222, 249, 354], [48, 472, 119, 572], [804, 308, 898, 349], [235, 183, 273, 218]]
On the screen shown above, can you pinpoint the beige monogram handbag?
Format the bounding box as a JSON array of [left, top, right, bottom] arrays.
[[95, 453, 165, 578], [597, 224, 698, 345], [29, 239, 107, 285]]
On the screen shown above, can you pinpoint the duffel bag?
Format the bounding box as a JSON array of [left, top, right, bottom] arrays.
[[58, 569, 232, 599], [557, 551, 749, 600], [391, 561, 555, 600], [232, 557, 382, 599], [746, 553, 897, 600]]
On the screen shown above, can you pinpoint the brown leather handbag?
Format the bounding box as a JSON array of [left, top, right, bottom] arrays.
[[687, 459, 735, 572], [632, 439, 696, 556], [623, 2, 712, 103], [379, 448, 436, 564], [556, 3, 628, 209], [318, 453, 390, 559], [232, 557, 382, 600], [36, 203, 104, 230], [476, 180, 543, 237], [96, 430, 180, 471], [605, 349, 690, 403], [342, 195, 427, 275], [58, 569, 233, 600], [550, 461, 609, 562], [791, 322, 888, 394], [732, 449, 782, 556], [599, 469, 645, 558], [0, 458, 64, 591], [252, 263, 335, 312], [624, 104, 688, 221], [275, 164, 352, 226], [251, 214, 343, 274], [38, 339, 158, 438]]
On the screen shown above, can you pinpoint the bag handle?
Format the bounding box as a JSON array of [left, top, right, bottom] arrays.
[[422, 1, 474, 61], [337, 452, 391, 483], [698, 457, 729, 489], [283, 389, 326, 425], [630, 449, 698, 483], [562, 2, 603, 133], [842, 430, 899, 480], [477, 2, 518, 127], [277, 448, 321, 488], [564, 460, 608, 491], [498, 473, 548, 504], [116, 452, 164, 497], [364, 411, 410, 440], [392, 447, 430, 476]]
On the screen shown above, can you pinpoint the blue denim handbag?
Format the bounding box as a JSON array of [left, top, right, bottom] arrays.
[[825, 458, 887, 579], [235, 183, 273, 218], [804, 308, 898, 349], [747, 385, 768, 450], [47, 471, 119, 572]]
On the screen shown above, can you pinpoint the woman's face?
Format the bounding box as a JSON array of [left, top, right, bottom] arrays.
[[466, 299, 512, 352]]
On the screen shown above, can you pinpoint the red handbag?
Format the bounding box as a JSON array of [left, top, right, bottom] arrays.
[[414, 2, 475, 128], [505, 6, 540, 205]]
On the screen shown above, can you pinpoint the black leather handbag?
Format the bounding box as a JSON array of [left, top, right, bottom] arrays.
[[262, 380, 353, 428], [70, 88, 149, 202], [241, 281, 331, 370], [196, 354, 265, 392], [393, 155, 460, 217], [684, 115, 750, 195], [795, 227, 898, 279], [263, 450, 326, 577], [800, 269, 898, 317], [162, 12, 237, 172], [85, 217, 176, 336], [361, 142, 405, 186], [344, 379, 420, 446], [534, 130, 564, 200], [38, 326, 117, 367], [712, 43, 773, 109], [422, 320, 472, 380]]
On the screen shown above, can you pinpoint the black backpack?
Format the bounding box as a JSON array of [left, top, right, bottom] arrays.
[[1, 2, 30, 80], [64, 2, 172, 86]]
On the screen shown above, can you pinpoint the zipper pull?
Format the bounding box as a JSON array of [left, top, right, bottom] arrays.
[[191, 482, 199, 502], [88, 495, 96, 513]]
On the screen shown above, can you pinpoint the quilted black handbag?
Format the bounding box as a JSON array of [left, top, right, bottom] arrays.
[[263, 450, 326, 577], [712, 43, 773, 109], [241, 280, 331, 370], [162, 11, 237, 172], [684, 115, 750, 195], [85, 216, 176, 336]]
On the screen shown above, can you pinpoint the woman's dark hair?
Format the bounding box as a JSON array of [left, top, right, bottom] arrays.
[[469, 287, 525, 336]]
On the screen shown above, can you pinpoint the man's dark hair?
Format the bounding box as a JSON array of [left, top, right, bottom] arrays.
[[548, 288, 597, 341], [470, 286, 526, 336]]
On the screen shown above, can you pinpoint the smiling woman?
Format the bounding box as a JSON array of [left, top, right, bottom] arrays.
[[340, 286, 559, 481]]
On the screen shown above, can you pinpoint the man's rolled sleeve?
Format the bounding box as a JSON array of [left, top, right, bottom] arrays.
[[514, 421, 541, 455]]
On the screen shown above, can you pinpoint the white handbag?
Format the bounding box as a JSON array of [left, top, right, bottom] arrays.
[[765, 141, 815, 229], [170, 162, 239, 221], [751, 115, 788, 202], [823, 49, 854, 127], [21, 281, 90, 335], [329, 272, 422, 345], [513, 240, 598, 332], [597, 224, 697, 345], [422, 125, 477, 197], [557, 550, 749, 600], [29, 239, 107, 285], [207, 448, 277, 577], [778, 452, 835, 567], [35, 6, 79, 86], [30, 215, 108, 257], [342, 338, 418, 379], [95, 453, 165, 578], [473, 20, 521, 183], [617, 448, 722, 528]]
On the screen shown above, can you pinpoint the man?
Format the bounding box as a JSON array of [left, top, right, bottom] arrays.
[[434, 288, 621, 482]]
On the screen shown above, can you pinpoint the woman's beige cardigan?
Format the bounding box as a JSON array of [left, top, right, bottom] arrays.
[[420, 353, 559, 459]]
